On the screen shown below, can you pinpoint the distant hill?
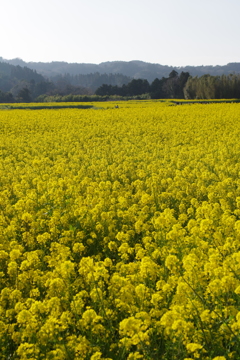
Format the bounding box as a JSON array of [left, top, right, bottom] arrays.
[[1, 57, 240, 102], [0, 58, 133, 95], [0, 61, 45, 91], [0, 60, 57, 101], [1, 57, 240, 83]]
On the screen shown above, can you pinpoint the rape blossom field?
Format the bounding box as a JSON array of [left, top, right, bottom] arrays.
[[1, 101, 240, 360]]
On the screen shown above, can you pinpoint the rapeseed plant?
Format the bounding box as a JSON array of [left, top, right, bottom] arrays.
[[0, 101, 240, 359]]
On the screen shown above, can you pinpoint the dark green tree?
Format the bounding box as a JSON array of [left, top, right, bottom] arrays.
[[17, 87, 32, 102], [178, 72, 190, 98], [126, 79, 149, 96], [169, 70, 178, 78], [150, 78, 166, 99]]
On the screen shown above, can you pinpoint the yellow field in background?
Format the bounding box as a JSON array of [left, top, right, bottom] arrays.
[[1, 101, 240, 359]]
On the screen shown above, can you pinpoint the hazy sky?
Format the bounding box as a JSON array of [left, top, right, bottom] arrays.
[[2, 0, 240, 66]]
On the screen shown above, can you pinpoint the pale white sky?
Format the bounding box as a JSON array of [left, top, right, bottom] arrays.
[[2, 0, 240, 66]]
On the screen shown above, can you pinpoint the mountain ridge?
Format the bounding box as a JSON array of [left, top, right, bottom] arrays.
[[1, 57, 240, 82]]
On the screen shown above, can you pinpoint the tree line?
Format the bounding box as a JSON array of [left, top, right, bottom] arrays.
[[95, 72, 240, 100], [95, 71, 190, 98], [184, 73, 240, 99]]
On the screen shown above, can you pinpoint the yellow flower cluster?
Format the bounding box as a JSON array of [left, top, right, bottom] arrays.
[[0, 101, 240, 359]]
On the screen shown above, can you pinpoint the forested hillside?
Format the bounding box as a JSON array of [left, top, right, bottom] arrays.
[[50, 73, 132, 91], [1, 57, 240, 82], [1, 57, 240, 102], [0, 62, 52, 101], [0, 61, 131, 102]]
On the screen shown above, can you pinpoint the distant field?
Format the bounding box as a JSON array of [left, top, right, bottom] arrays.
[[1, 101, 240, 359], [0, 98, 240, 110]]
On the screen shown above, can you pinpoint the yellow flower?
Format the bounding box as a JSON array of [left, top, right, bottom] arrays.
[[186, 343, 203, 352], [90, 351, 102, 360]]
